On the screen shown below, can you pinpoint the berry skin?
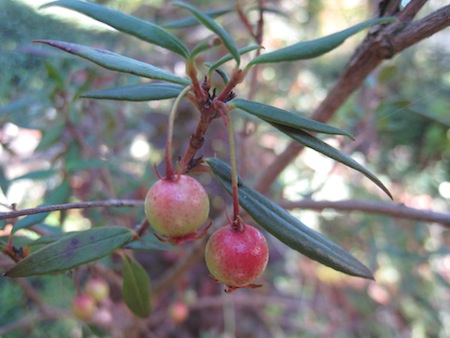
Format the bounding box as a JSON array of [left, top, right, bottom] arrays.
[[145, 175, 210, 240], [85, 278, 110, 303], [205, 224, 269, 292], [72, 294, 97, 320]]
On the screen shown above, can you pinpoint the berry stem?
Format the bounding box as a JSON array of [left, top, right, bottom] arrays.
[[165, 85, 192, 180], [225, 112, 242, 231]]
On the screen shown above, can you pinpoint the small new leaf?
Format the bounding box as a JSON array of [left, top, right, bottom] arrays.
[[4, 227, 135, 277], [206, 158, 374, 279], [122, 255, 152, 318]]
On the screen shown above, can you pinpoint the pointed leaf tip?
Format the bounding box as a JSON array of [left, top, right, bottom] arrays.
[[122, 255, 152, 317], [41, 0, 190, 58], [250, 17, 396, 65], [174, 1, 240, 65], [5, 227, 135, 277], [206, 158, 374, 279]]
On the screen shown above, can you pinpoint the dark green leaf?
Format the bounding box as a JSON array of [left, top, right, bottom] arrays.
[[41, 0, 190, 58], [162, 7, 233, 29], [34, 40, 190, 85], [206, 158, 374, 279], [125, 233, 174, 251], [231, 98, 353, 138], [250, 17, 396, 65], [81, 83, 186, 102], [4, 227, 135, 277], [272, 123, 392, 199], [122, 255, 151, 317], [174, 2, 240, 65]]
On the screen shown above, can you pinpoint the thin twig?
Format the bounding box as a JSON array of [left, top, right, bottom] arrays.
[[279, 199, 450, 228], [0, 200, 144, 221]]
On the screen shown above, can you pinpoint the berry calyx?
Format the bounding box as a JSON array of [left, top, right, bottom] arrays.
[[205, 223, 269, 292], [144, 175, 210, 244], [72, 294, 97, 320]]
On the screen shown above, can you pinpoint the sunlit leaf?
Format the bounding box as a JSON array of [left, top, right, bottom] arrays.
[[122, 255, 151, 317], [41, 0, 190, 58], [250, 17, 396, 65], [231, 98, 353, 138], [81, 83, 186, 102], [34, 40, 190, 85], [206, 158, 374, 279], [4, 227, 135, 277], [272, 123, 392, 199], [174, 2, 240, 65]]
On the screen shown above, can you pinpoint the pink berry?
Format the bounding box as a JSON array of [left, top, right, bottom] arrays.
[[168, 301, 189, 324], [145, 175, 210, 239], [205, 224, 269, 291], [85, 278, 110, 302], [72, 294, 97, 320]]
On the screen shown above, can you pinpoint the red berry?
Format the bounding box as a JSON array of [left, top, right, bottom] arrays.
[[205, 224, 269, 291], [85, 278, 110, 302], [72, 294, 97, 320], [145, 175, 210, 239]]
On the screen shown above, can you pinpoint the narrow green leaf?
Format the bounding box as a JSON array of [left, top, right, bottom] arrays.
[[122, 255, 151, 317], [81, 83, 186, 102], [250, 17, 396, 65], [207, 45, 262, 76], [41, 0, 190, 58], [66, 159, 111, 172], [13, 213, 51, 233], [4, 227, 135, 277], [35, 121, 65, 151], [12, 181, 71, 233], [12, 169, 58, 181], [0, 166, 10, 196], [34, 40, 190, 86], [125, 233, 174, 251], [206, 158, 374, 279], [174, 2, 240, 65], [273, 123, 392, 199], [162, 7, 233, 29], [231, 98, 353, 138]]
